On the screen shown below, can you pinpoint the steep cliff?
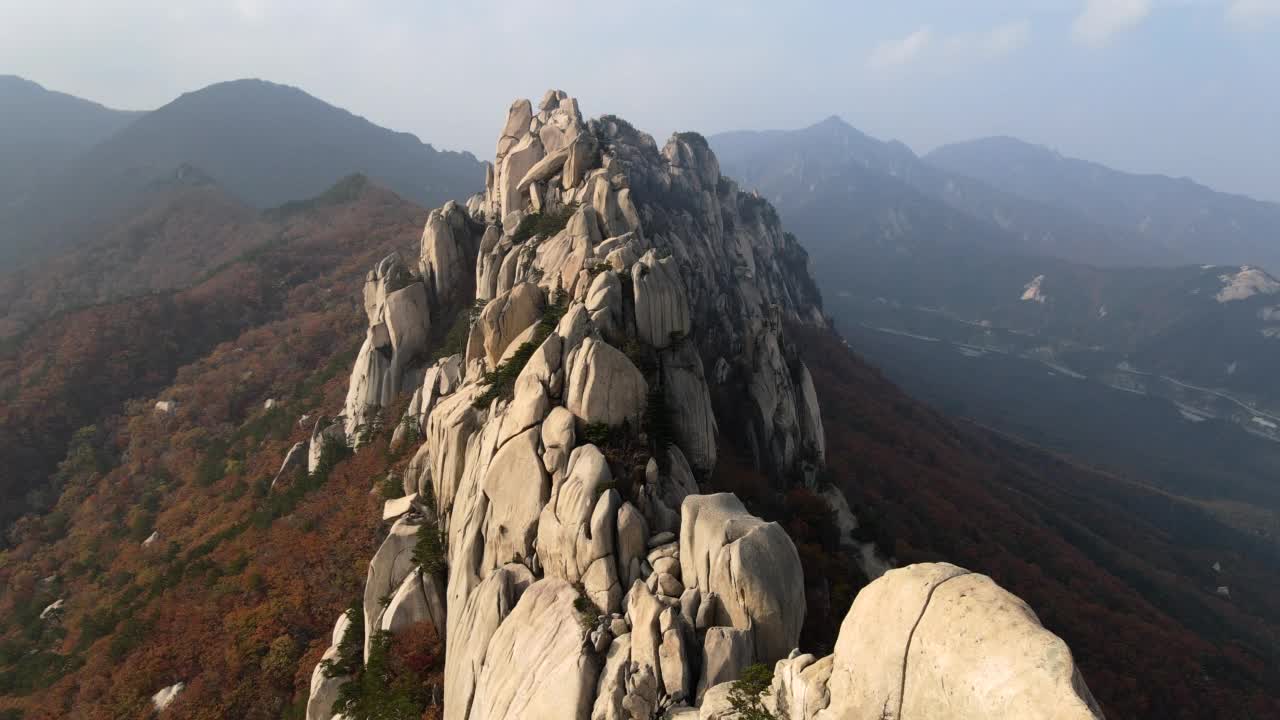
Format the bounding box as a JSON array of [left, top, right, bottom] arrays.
[[303, 91, 1102, 720]]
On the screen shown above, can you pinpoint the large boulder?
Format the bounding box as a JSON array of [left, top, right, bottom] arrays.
[[362, 252, 414, 325], [341, 330, 392, 439], [152, 682, 185, 712], [305, 612, 353, 720], [624, 580, 666, 690], [537, 444, 622, 611], [531, 205, 601, 297], [479, 282, 545, 367], [420, 202, 479, 308], [383, 281, 430, 393], [679, 494, 804, 665], [498, 99, 533, 150], [541, 405, 575, 480], [585, 269, 623, 339], [698, 627, 754, 701], [818, 563, 1103, 720], [615, 502, 649, 588], [658, 607, 692, 702], [362, 518, 420, 659], [632, 250, 691, 349], [380, 569, 447, 639], [308, 417, 345, 474], [565, 337, 647, 428], [499, 134, 545, 219], [796, 363, 826, 465], [271, 441, 307, 489], [591, 632, 632, 720], [661, 342, 717, 473], [469, 579, 601, 720], [765, 652, 832, 720], [516, 145, 571, 192], [426, 386, 483, 530], [697, 683, 736, 720], [638, 446, 700, 535], [480, 427, 549, 571], [443, 563, 535, 720]]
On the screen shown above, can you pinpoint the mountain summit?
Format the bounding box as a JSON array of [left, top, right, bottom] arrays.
[[0, 78, 484, 269], [296, 90, 1103, 720]]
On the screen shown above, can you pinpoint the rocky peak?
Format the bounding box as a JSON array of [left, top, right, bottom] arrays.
[[303, 91, 1103, 720]]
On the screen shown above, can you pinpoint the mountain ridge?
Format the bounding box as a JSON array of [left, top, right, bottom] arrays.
[[713, 116, 1166, 268], [0, 77, 484, 270], [926, 134, 1280, 272]]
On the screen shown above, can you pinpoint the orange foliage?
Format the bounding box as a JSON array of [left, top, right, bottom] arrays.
[[0, 182, 431, 719]]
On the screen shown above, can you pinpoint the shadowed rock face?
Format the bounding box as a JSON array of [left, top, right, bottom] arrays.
[[301, 91, 1102, 720]]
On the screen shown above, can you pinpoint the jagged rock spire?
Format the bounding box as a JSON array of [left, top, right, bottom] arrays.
[[303, 91, 1102, 720]]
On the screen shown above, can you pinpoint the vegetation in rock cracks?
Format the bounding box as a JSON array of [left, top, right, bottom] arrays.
[[330, 621, 442, 720], [727, 663, 776, 720], [510, 202, 579, 245], [471, 296, 567, 409]]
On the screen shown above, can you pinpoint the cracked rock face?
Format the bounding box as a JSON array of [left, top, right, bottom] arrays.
[[812, 564, 1104, 720], [306, 90, 1101, 720]]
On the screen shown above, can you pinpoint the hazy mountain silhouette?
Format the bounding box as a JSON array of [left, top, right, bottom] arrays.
[[927, 136, 1280, 273], [0, 78, 484, 268]]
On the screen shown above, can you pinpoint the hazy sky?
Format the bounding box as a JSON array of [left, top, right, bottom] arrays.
[[3, 0, 1279, 201]]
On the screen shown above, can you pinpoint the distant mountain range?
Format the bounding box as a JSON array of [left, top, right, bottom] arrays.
[[711, 117, 1280, 542], [711, 117, 1280, 406], [927, 136, 1280, 272], [713, 116, 1160, 268], [715, 116, 1280, 273], [0, 77, 484, 268], [0, 75, 141, 212]]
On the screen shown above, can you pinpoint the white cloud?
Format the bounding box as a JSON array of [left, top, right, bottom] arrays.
[[1227, 0, 1280, 28], [1072, 0, 1152, 46], [868, 27, 933, 69], [949, 20, 1032, 61], [235, 0, 265, 23], [868, 21, 1030, 71]]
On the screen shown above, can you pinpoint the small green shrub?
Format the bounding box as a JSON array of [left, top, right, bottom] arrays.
[[511, 203, 579, 245], [437, 310, 470, 360], [472, 340, 539, 409], [321, 602, 364, 680], [727, 663, 776, 720], [643, 385, 673, 461], [379, 473, 404, 500], [573, 594, 597, 632], [582, 422, 614, 447], [330, 628, 424, 720], [412, 524, 447, 577], [472, 297, 567, 409]]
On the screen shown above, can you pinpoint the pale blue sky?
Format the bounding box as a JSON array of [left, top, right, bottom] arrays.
[[2, 0, 1278, 200]]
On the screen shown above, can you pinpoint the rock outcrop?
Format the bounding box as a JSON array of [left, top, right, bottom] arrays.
[[469, 579, 600, 720], [301, 91, 1102, 720], [679, 493, 804, 664], [810, 563, 1103, 720], [151, 682, 185, 712], [305, 612, 353, 720]]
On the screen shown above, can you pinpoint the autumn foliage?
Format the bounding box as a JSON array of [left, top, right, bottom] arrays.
[[0, 179, 435, 719]]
